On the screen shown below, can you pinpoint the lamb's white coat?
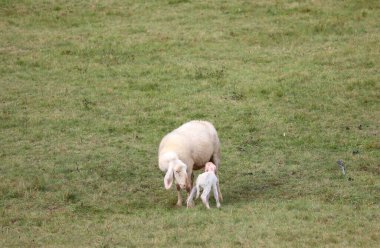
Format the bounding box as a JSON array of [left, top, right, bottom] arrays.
[[158, 120, 221, 207], [186, 170, 221, 209]]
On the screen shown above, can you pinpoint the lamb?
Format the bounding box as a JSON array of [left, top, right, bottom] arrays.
[[186, 162, 221, 209], [158, 120, 221, 207]]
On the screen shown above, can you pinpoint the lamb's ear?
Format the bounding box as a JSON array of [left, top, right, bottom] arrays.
[[164, 167, 174, 189]]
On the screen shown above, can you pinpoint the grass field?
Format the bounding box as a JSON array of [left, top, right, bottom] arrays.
[[1, 0, 379, 247]]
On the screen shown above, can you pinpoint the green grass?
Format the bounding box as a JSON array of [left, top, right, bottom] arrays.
[[1, 0, 379, 247]]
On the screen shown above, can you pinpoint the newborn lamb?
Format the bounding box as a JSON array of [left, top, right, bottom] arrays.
[[187, 162, 221, 209]]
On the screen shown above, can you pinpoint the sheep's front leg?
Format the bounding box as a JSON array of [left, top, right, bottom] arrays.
[[176, 184, 183, 207], [185, 170, 193, 192], [186, 172, 195, 208]]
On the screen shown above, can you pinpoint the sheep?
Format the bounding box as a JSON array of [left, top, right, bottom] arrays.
[[158, 120, 221, 207], [186, 162, 221, 209]]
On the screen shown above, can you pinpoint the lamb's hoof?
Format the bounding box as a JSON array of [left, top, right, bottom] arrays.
[[187, 201, 195, 208], [217, 203, 221, 208]]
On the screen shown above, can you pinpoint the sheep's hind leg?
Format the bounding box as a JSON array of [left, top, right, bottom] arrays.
[[216, 181, 223, 202], [211, 151, 223, 202]]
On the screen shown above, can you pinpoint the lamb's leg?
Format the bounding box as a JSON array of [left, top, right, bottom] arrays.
[[186, 186, 197, 208], [213, 181, 221, 208], [176, 184, 182, 207], [201, 186, 211, 209]]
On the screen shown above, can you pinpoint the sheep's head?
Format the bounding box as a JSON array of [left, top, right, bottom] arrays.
[[164, 160, 188, 190]]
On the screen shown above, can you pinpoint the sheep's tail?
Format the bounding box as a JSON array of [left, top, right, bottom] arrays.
[[196, 184, 201, 199]]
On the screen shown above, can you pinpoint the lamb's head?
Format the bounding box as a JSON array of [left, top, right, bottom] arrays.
[[164, 160, 188, 190], [205, 162, 217, 173]]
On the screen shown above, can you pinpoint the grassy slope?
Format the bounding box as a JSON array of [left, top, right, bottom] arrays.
[[0, 0, 379, 247]]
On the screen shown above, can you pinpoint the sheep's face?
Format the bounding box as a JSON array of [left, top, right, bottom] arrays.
[[173, 163, 187, 189], [164, 160, 188, 190]]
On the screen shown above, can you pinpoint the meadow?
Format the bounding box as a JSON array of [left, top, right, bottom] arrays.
[[0, 0, 379, 247]]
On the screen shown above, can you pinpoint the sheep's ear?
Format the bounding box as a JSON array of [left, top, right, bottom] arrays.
[[164, 167, 174, 189]]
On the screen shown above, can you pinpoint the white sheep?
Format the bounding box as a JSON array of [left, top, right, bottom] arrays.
[[187, 162, 221, 209], [158, 120, 221, 207]]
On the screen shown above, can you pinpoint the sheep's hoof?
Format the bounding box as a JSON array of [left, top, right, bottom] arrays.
[[187, 201, 195, 208]]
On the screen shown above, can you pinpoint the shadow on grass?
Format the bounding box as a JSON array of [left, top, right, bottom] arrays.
[[219, 173, 286, 206]]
